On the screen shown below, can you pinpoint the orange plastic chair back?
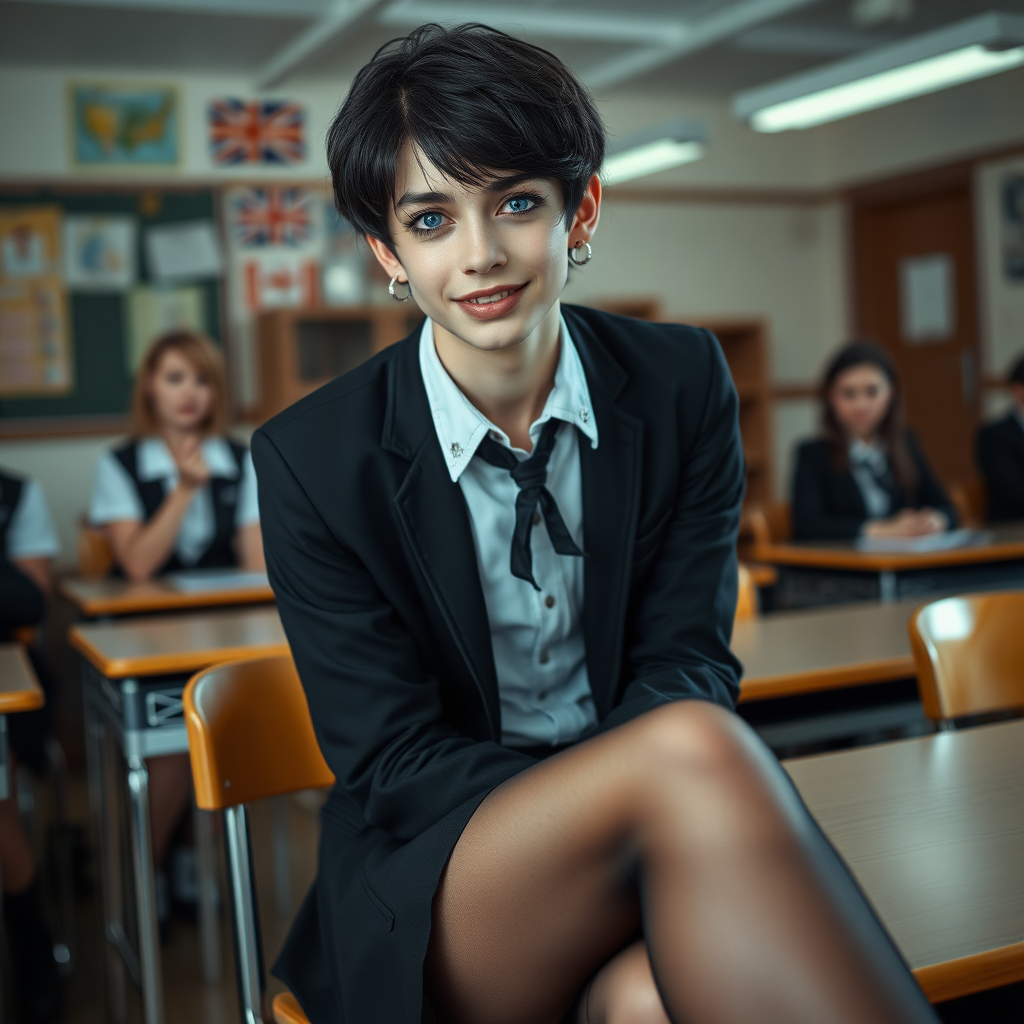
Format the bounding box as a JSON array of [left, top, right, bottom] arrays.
[[184, 654, 334, 811], [735, 563, 758, 623], [78, 524, 114, 579], [948, 478, 988, 528], [909, 591, 1024, 722], [742, 502, 792, 546]]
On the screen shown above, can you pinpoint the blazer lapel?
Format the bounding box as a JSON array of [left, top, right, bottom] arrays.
[[382, 336, 501, 738], [565, 309, 644, 720]]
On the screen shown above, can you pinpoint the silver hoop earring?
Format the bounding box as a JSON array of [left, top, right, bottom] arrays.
[[569, 241, 592, 266], [389, 274, 412, 302]]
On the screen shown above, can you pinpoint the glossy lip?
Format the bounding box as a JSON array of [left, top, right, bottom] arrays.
[[454, 283, 527, 321]]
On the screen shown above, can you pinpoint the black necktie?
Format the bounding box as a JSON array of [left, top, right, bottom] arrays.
[[474, 418, 584, 590]]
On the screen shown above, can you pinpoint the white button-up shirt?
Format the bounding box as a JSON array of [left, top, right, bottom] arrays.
[[849, 439, 893, 520], [419, 316, 599, 749], [89, 437, 260, 566], [0, 477, 60, 560]]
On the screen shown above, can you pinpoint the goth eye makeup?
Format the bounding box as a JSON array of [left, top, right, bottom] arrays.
[[402, 191, 547, 238]]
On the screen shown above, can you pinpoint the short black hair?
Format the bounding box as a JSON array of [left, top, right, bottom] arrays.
[[326, 23, 605, 250], [1008, 352, 1024, 388]]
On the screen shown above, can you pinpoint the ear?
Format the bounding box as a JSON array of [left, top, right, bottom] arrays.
[[365, 235, 406, 282], [568, 174, 602, 247]]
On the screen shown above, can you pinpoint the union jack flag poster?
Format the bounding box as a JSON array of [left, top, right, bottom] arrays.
[[208, 99, 305, 165], [229, 187, 317, 249]]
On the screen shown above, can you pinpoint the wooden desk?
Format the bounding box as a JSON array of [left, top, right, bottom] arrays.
[[0, 643, 45, 716], [59, 571, 275, 619], [751, 523, 1024, 602], [785, 719, 1024, 1002], [734, 598, 917, 702]]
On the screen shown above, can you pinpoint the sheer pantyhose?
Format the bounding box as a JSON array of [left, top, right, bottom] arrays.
[[426, 702, 938, 1024]]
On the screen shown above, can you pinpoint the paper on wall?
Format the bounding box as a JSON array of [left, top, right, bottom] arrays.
[[125, 284, 206, 372], [145, 220, 222, 282]]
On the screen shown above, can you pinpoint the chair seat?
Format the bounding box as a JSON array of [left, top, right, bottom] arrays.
[[272, 991, 310, 1024]]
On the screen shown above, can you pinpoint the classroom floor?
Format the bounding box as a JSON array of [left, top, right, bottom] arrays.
[[51, 772, 319, 1024]]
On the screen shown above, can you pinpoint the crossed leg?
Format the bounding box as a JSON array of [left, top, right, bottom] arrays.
[[426, 701, 937, 1024]]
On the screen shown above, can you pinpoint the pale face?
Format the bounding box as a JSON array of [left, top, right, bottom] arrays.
[[148, 348, 213, 433], [828, 363, 893, 442], [371, 145, 597, 354]]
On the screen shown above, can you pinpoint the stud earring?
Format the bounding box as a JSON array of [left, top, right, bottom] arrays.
[[569, 241, 592, 266], [389, 274, 412, 301]]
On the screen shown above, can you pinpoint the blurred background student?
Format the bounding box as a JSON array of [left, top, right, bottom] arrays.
[[792, 341, 957, 542], [87, 329, 263, 929], [0, 466, 62, 1024], [977, 353, 1024, 523]]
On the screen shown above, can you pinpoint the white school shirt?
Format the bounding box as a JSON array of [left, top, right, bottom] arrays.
[[0, 477, 60, 560], [89, 437, 260, 567], [419, 316, 600, 749], [849, 439, 892, 521]]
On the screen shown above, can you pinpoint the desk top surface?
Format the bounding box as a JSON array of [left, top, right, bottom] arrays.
[[734, 598, 918, 701], [785, 718, 1024, 1001], [59, 571, 275, 617], [69, 607, 288, 678], [0, 644, 45, 714], [751, 522, 1024, 572]]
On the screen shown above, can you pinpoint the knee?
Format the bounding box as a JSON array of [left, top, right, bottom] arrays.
[[595, 945, 669, 1024]]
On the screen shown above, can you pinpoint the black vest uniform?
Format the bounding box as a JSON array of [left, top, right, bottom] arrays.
[[0, 469, 24, 577], [112, 439, 248, 575]]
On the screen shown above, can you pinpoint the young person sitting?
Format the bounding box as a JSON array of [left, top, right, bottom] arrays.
[[793, 340, 956, 541], [976, 352, 1024, 522], [254, 25, 939, 1024], [89, 329, 263, 927], [0, 467, 61, 1023]]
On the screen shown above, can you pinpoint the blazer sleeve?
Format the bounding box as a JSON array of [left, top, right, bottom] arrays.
[[977, 423, 1024, 515], [0, 563, 45, 631], [791, 443, 867, 540], [907, 432, 957, 527], [252, 430, 535, 843], [600, 331, 743, 733]]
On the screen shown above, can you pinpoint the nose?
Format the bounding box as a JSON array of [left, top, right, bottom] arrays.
[[457, 219, 507, 276]]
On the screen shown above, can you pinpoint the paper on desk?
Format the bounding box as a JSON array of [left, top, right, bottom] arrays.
[[854, 529, 991, 553], [165, 570, 270, 593]]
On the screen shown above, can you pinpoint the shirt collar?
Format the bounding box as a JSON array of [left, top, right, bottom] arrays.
[[419, 315, 599, 483], [136, 437, 239, 481], [848, 438, 887, 473]]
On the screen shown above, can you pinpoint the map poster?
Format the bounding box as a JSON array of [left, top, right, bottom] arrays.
[[69, 82, 179, 167], [0, 206, 74, 396]]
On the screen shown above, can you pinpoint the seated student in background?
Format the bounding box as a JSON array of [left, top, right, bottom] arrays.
[[89, 329, 264, 581], [976, 353, 1024, 521], [793, 340, 957, 541], [0, 467, 61, 1023], [89, 329, 263, 929]]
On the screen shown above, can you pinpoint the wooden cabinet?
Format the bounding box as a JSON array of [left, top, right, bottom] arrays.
[[256, 305, 424, 421], [594, 299, 773, 506]]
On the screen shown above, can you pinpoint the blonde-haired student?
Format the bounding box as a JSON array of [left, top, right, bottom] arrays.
[[89, 330, 263, 581]]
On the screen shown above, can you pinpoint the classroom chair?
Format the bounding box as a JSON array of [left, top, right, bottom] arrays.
[[735, 563, 758, 622], [741, 501, 792, 546], [78, 523, 114, 578], [947, 478, 988, 528], [908, 591, 1024, 727], [183, 654, 334, 1024]]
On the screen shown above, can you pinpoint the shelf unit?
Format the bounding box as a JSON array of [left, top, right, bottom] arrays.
[[256, 305, 424, 421], [593, 299, 773, 506]]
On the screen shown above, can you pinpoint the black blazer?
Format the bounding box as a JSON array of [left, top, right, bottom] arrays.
[[791, 433, 957, 541], [252, 305, 745, 1024], [976, 413, 1024, 522]]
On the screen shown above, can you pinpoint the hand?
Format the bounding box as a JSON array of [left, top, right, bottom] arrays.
[[863, 508, 948, 538], [173, 437, 211, 491]]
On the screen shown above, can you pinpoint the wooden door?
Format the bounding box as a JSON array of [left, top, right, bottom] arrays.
[[851, 173, 980, 482]]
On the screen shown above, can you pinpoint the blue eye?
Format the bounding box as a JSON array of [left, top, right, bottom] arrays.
[[414, 211, 445, 231], [505, 197, 535, 214]]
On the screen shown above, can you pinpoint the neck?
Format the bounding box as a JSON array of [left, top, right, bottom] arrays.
[[433, 302, 562, 451], [160, 424, 202, 453]]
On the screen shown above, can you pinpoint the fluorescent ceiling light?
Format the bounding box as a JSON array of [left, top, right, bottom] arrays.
[[603, 118, 707, 185], [734, 12, 1024, 132]]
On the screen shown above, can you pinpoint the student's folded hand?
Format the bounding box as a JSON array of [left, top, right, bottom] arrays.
[[863, 508, 948, 538]]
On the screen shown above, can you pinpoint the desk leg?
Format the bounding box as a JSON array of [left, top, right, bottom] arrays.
[[879, 570, 898, 603], [193, 803, 222, 983], [126, 757, 165, 1024], [85, 704, 127, 1024]]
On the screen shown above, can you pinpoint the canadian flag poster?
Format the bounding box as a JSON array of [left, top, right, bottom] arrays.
[[243, 256, 318, 310]]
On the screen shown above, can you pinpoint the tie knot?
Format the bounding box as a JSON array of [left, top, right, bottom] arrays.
[[510, 458, 550, 491]]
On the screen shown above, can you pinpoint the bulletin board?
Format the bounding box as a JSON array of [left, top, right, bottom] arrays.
[[0, 187, 223, 428]]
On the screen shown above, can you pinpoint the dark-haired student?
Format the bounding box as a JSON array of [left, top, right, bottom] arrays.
[[793, 341, 957, 541], [255, 24, 939, 1024], [976, 352, 1024, 521], [0, 468, 61, 1023], [88, 330, 263, 929]]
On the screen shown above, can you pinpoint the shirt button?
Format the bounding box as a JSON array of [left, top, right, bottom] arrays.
[[533, 511, 542, 527], [545, 595, 555, 608], [539, 651, 550, 665]]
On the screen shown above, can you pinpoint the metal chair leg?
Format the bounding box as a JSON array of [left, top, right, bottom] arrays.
[[45, 738, 75, 975], [224, 805, 267, 1024]]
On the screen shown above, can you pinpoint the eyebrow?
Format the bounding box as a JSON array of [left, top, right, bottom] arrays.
[[394, 173, 545, 210]]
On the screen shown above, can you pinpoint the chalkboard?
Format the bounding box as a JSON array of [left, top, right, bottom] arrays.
[[0, 187, 222, 423]]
